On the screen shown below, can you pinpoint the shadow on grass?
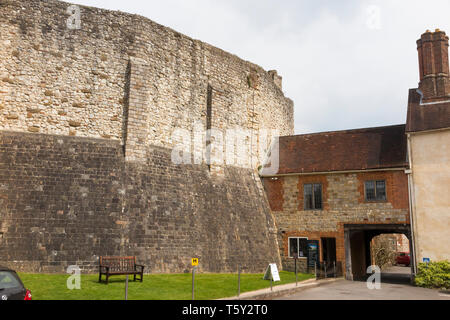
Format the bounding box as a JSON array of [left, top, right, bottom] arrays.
[[94, 277, 144, 285]]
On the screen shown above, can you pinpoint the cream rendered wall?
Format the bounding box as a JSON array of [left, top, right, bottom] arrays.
[[409, 129, 450, 262]]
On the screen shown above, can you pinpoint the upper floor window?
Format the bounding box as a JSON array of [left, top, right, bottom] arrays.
[[304, 183, 323, 210], [365, 180, 386, 201]]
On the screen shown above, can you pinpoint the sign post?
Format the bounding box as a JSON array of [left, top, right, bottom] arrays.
[[192, 267, 195, 300], [237, 265, 241, 298], [192, 258, 199, 300], [293, 252, 298, 287], [125, 275, 129, 301]]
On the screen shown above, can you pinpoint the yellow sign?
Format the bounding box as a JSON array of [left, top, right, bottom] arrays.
[[192, 258, 199, 266]]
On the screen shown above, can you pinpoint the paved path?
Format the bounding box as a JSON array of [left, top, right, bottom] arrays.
[[277, 279, 450, 300], [379, 266, 413, 284], [384, 266, 412, 274], [219, 278, 340, 300]]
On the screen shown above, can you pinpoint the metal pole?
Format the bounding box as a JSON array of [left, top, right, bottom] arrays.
[[334, 261, 336, 278], [237, 266, 241, 298], [192, 266, 195, 301], [295, 258, 298, 287], [270, 276, 273, 292], [125, 275, 129, 301], [314, 262, 317, 280]]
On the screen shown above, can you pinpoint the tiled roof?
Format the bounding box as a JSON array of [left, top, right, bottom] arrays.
[[261, 124, 408, 176], [406, 89, 450, 133]]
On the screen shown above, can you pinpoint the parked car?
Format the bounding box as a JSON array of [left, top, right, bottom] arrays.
[[0, 266, 32, 300], [396, 252, 411, 266]]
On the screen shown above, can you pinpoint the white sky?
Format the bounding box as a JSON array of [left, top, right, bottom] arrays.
[[73, 0, 450, 134]]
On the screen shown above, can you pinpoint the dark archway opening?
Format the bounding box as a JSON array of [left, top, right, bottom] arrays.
[[369, 233, 411, 284], [344, 224, 415, 284]]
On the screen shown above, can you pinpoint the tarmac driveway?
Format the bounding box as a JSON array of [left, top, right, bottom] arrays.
[[277, 266, 449, 300], [278, 279, 450, 300]]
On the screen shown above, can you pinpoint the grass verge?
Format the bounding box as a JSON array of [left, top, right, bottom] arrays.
[[19, 271, 315, 300]]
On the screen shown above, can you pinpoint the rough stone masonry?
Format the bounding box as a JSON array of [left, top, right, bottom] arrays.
[[0, 0, 294, 273]]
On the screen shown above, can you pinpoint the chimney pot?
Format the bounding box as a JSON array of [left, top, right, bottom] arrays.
[[417, 29, 450, 102]]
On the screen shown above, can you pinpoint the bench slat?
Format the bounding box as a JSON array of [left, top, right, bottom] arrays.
[[99, 256, 144, 284]]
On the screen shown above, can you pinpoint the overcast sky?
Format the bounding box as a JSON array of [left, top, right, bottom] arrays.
[[74, 0, 450, 134]]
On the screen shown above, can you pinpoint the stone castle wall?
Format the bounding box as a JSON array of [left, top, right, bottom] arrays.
[[0, 0, 294, 166], [0, 0, 293, 273], [0, 131, 281, 273]]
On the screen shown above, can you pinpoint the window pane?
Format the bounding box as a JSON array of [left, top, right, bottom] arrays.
[[289, 238, 298, 258], [299, 238, 308, 258], [0, 271, 21, 290], [304, 184, 313, 210], [365, 181, 376, 200], [314, 184, 322, 209], [376, 181, 386, 200]]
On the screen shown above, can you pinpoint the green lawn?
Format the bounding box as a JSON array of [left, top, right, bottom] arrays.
[[18, 271, 315, 300]]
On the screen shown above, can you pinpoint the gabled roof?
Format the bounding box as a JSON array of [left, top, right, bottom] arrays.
[[406, 89, 450, 133], [261, 124, 408, 176]]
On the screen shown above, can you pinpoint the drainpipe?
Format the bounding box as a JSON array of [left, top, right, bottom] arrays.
[[406, 133, 418, 276]]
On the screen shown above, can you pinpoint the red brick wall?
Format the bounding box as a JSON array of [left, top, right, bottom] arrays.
[[262, 178, 284, 211], [356, 171, 409, 210], [283, 220, 411, 274], [297, 175, 329, 211], [283, 230, 344, 263], [262, 170, 411, 275]]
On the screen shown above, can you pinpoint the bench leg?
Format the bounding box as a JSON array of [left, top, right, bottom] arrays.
[[133, 274, 136, 282], [106, 274, 109, 285], [99, 273, 102, 283], [140, 272, 143, 282]]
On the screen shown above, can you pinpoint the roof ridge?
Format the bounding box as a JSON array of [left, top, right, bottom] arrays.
[[284, 124, 406, 139]]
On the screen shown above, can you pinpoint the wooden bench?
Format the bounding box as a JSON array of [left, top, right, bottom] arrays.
[[98, 256, 145, 284]]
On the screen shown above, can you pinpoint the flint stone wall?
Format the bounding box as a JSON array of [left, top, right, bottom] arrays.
[[0, 0, 293, 273]]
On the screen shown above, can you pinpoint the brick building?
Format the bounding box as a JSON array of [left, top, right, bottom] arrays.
[[260, 29, 450, 280], [261, 125, 412, 280], [406, 29, 450, 267]]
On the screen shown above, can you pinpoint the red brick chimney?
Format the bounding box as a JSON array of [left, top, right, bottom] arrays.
[[417, 29, 450, 102]]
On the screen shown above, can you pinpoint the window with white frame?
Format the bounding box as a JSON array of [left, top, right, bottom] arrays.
[[289, 237, 308, 258]]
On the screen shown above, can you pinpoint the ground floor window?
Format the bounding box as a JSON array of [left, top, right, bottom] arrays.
[[289, 237, 308, 258]]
